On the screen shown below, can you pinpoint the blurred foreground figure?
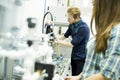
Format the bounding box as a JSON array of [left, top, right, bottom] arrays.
[[64, 0, 120, 80]]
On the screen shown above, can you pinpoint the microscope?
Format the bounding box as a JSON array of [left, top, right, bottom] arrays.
[[42, 11, 56, 47]]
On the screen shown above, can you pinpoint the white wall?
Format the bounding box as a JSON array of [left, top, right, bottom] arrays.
[[19, 0, 93, 37], [44, 0, 93, 38], [0, 0, 93, 37], [19, 0, 45, 36]]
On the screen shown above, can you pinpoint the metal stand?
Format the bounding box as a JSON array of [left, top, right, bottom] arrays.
[[3, 57, 7, 80]]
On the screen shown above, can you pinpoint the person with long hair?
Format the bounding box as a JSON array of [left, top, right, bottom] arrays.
[[64, 0, 120, 80]]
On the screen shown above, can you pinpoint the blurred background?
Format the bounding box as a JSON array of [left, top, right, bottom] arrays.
[[0, 0, 95, 80]]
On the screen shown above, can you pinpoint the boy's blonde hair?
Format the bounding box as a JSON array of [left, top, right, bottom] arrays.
[[67, 7, 81, 19]]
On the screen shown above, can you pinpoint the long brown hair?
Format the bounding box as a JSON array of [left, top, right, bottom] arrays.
[[90, 0, 120, 53]]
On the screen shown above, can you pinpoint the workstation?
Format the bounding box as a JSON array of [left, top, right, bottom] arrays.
[[0, 0, 120, 80]]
